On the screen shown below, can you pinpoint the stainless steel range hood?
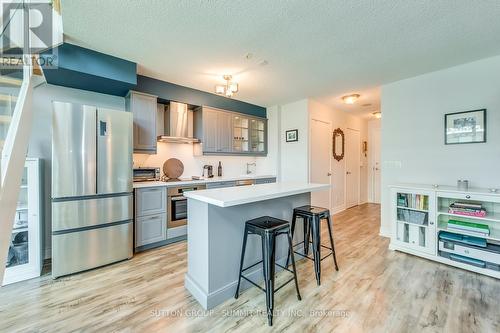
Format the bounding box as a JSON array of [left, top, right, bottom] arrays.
[[157, 102, 200, 144]]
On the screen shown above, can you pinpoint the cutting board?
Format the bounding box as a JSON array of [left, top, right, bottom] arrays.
[[163, 158, 184, 179]]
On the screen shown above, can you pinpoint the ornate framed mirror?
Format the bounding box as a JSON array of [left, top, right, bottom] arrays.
[[333, 128, 345, 161]]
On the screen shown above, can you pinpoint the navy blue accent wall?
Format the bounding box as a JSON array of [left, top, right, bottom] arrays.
[[135, 75, 266, 118], [41, 43, 137, 96], [40, 43, 266, 117]]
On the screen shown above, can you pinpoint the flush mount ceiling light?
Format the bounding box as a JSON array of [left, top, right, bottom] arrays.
[[215, 75, 239, 98], [342, 94, 360, 104], [372, 111, 382, 119]]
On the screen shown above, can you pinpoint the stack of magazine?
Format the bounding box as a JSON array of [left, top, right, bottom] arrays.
[[447, 219, 490, 237], [449, 202, 487, 217]]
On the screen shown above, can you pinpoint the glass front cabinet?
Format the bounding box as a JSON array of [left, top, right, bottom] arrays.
[[250, 118, 266, 154], [391, 187, 436, 255], [3, 158, 43, 285], [232, 115, 250, 153], [232, 115, 267, 155]]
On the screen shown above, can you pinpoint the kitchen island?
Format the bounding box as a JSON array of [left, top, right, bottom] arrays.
[[183, 182, 330, 309]]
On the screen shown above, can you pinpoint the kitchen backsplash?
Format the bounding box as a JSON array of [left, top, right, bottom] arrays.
[[133, 142, 269, 178]]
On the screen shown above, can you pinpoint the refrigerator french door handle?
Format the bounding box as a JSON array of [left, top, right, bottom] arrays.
[[99, 120, 107, 136]]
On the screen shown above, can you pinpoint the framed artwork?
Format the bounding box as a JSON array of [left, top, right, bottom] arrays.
[[286, 129, 298, 142], [445, 109, 486, 144]]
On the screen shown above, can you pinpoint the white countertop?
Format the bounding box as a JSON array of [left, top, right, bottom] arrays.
[[184, 181, 330, 207], [133, 174, 277, 189]]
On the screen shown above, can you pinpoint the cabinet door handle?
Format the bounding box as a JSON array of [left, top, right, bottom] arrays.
[[466, 195, 471, 199]]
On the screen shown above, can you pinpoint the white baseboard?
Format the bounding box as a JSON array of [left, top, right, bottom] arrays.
[[331, 204, 346, 215]]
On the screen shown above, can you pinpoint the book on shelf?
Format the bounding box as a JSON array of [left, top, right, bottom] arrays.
[[397, 193, 428, 210], [452, 201, 483, 210], [447, 219, 490, 236], [449, 202, 487, 217]]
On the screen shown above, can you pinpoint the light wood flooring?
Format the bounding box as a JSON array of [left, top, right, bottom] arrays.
[[1, 204, 499, 332]]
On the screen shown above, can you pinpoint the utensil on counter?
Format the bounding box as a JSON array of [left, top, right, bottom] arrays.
[[163, 158, 184, 179]]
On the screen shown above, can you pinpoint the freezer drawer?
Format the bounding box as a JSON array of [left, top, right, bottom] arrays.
[[52, 221, 133, 278], [52, 194, 132, 232]]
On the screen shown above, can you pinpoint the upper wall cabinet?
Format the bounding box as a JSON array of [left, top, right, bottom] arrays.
[[126, 91, 158, 154], [194, 106, 267, 156]]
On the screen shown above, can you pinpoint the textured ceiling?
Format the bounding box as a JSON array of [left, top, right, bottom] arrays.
[[61, 0, 500, 112]]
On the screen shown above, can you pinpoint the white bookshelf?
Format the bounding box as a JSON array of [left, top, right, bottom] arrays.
[[2, 159, 43, 286], [389, 184, 500, 279]]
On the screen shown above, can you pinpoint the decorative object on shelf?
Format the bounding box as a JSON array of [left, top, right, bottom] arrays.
[[215, 75, 239, 98], [332, 128, 345, 161], [341, 94, 360, 104], [372, 111, 382, 119], [362, 141, 368, 157], [285, 129, 298, 142], [457, 179, 469, 190], [445, 109, 486, 144]]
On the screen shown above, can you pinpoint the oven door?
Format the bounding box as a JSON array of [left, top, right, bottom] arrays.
[[169, 196, 187, 228]]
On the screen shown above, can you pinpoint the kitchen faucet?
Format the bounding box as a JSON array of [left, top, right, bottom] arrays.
[[246, 162, 256, 175]]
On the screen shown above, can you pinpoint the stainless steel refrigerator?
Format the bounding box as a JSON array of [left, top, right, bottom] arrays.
[[51, 101, 133, 278]]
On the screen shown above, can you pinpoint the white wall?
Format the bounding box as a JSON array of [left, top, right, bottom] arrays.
[[368, 119, 381, 203], [279, 99, 310, 182], [29, 84, 126, 258], [308, 99, 369, 213], [380, 55, 500, 237], [269, 98, 369, 213]]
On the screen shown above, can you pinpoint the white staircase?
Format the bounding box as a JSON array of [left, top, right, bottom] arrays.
[[0, 1, 49, 284]]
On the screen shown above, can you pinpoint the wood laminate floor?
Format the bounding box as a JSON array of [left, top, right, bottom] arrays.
[[1, 204, 499, 332]]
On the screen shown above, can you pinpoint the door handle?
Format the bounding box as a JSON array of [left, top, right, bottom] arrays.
[[346, 171, 351, 175], [327, 172, 332, 176]]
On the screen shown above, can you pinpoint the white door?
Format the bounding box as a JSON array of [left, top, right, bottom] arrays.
[[345, 128, 360, 208], [310, 119, 331, 209], [370, 125, 381, 203]]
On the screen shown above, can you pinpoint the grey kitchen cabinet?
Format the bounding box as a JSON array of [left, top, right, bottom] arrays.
[[195, 107, 233, 154], [136, 213, 166, 247], [195, 106, 267, 156], [134, 187, 167, 249], [135, 187, 166, 216], [126, 91, 158, 154], [255, 177, 277, 184], [205, 181, 237, 189]]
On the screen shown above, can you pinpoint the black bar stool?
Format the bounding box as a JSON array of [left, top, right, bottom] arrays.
[[286, 205, 339, 285], [235, 216, 301, 326]]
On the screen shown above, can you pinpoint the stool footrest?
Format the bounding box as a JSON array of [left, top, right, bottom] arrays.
[[241, 275, 266, 292], [240, 274, 297, 295], [242, 260, 263, 272], [292, 250, 314, 261]]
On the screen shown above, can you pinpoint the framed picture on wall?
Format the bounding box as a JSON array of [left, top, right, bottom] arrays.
[[286, 129, 298, 142], [445, 109, 486, 144]]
